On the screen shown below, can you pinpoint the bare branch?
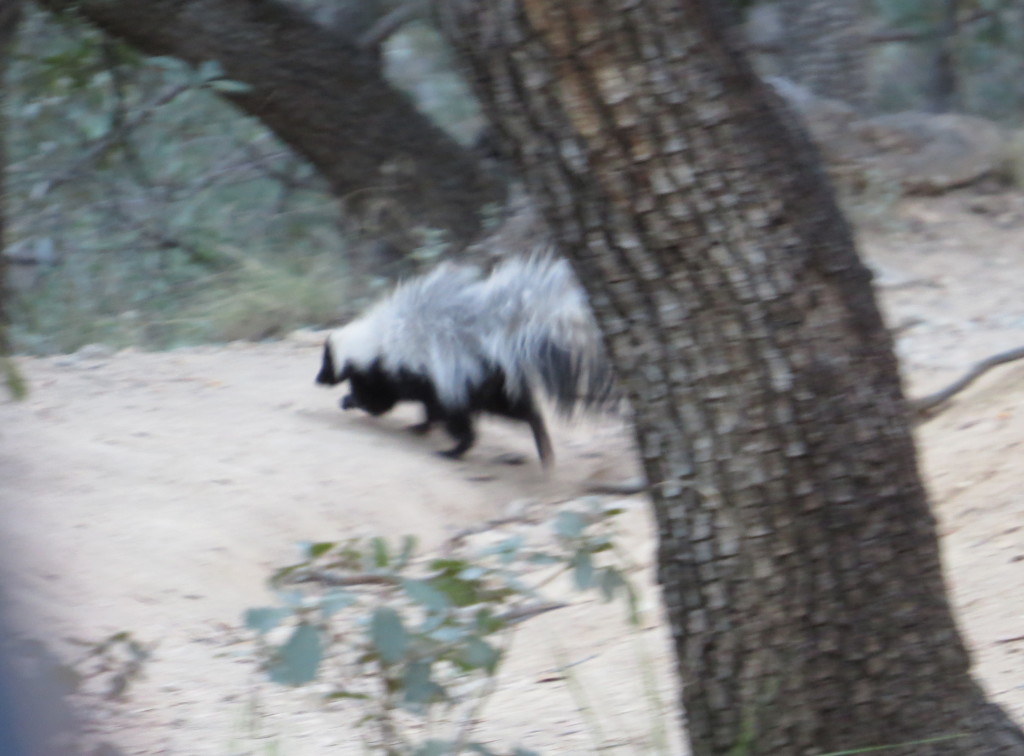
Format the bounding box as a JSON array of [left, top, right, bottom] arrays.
[[866, 8, 999, 45], [46, 82, 192, 194], [358, 2, 426, 50], [292, 571, 398, 587], [36, 0, 503, 253], [912, 345, 1024, 418]]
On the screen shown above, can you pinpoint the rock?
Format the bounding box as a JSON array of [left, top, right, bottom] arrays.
[[75, 343, 116, 360], [767, 77, 1009, 195], [853, 112, 1005, 194], [999, 127, 1024, 188]]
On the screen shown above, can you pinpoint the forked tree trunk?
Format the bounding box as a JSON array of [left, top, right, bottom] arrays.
[[438, 2, 1024, 754], [36, 0, 504, 257]]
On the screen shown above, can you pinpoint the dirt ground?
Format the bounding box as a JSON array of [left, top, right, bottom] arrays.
[[1, 192, 1023, 755]]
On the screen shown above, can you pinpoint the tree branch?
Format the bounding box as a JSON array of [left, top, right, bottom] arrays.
[[912, 345, 1024, 418], [357, 2, 426, 50], [46, 81, 192, 194], [35, 0, 503, 253]]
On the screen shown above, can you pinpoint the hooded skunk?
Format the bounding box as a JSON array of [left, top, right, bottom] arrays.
[[315, 255, 613, 466]]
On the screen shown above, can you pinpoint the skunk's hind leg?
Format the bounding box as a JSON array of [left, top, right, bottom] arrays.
[[408, 399, 444, 435], [525, 409, 554, 468], [438, 412, 475, 459], [500, 387, 554, 468]]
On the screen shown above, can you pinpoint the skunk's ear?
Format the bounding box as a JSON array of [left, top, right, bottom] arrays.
[[315, 345, 336, 385]]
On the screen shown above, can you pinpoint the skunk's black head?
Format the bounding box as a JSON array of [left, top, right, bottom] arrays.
[[318, 325, 398, 416], [344, 360, 400, 416]]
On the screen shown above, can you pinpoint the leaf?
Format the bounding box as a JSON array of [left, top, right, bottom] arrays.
[[320, 590, 356, 618], [268, 563, 305, 587], [305, 541, 336, 559], [369, 607, 407, 664], [479, 534, 524, 561], [402, 660, 445, 705], [429, 574, 481, 607], [466, 744, 500, 755], [207, 79, 253, 95], [195, 59, 225, 82], [429, 558, 470, 574], [499, 574, 541, 601], [323, 690, 371, 701], [555, 510, 585, 539], [244, 607, 292, 635], [427, 625, 464, 644], [371, 537, 390, 569], [147, 55, 189, 73], [572, 550, 594, 591], [414, 741, 457, 756], [80, 112, 111, 140], [458, 636, 501, 673], [268, 624, 322, 686], [419, 611, 448, 634], [474, 608, 506, 635], [527, 552, 561, 566], [599, 566, 625, 603], [402, 579, 451, 612], [395, 535, 418, 569], [277, 589, 306, 609], [622, 578, 641, 627], [458, 566, 486, 581]]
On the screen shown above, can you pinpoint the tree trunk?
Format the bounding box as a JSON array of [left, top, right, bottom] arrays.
[[777, 0, 870, 111], [438, 1, 1024, 754], [35, 0, 504, 257], [923, 0, 961, 113], [1, 0, 23, 387]]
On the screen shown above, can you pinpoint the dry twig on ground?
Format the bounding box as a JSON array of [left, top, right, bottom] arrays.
[[913, 345, 1024, 419]]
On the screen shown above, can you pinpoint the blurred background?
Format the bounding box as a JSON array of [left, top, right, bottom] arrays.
[[3, 0, 1024, 355]]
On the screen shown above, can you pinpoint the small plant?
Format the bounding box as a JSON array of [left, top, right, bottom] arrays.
[[245, 498, 639, 755], [63, 630, 151, 701]]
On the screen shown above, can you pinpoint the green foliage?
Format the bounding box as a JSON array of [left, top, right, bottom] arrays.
[[268, 623, 322, 686], [872, 0, 942, 34], [871, 0, 1024, 118], [6, 9, 351, 355], [245, 499, 638, 754], [2, 354, 28, 400], [63, 630, 151, 701], [4, 7, 497, 357]]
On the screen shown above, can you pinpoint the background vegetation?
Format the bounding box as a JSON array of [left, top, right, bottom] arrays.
[[4, 0, 1024, 355]]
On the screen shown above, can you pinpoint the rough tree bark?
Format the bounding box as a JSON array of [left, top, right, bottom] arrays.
[[438, 1, 1024, 755], [33, 0, 504, 257], [923, 0, 961, 113], [777, 0, 870, 111], [1, 0, 23, 394]]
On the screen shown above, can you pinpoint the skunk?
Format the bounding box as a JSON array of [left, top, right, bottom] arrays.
[[315, 255, 613, 466]]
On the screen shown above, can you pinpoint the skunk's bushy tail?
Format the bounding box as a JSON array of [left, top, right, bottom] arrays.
[[468, 255, 613, 414]]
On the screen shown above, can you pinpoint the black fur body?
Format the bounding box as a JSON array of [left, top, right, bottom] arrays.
[[315, 256, 611, 466]]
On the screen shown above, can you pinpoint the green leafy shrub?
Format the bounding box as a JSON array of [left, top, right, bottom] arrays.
[[245, 499, 639, 755]]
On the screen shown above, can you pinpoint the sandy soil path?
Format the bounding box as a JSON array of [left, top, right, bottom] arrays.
[[1, 193, 1022, 755]]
